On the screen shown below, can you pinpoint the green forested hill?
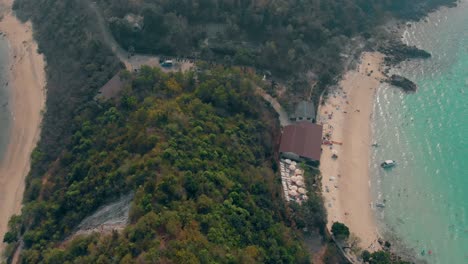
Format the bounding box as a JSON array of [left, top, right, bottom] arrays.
[[5, 66, 326, 263]]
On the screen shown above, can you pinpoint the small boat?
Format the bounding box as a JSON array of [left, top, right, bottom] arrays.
[[376, 203, 386, 208], [381, 160, 396, 168]]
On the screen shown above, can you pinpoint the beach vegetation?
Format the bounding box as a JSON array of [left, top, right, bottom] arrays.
[[348, 233, 363, 254], [331, 222, 350, 240], [361, 249, 412, 264], [362, 249, 371, 262]]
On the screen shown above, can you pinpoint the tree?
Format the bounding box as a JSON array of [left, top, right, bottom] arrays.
[[369, 250, 392, 264], [2, 232, 17, 243], [362, 250, 371, 262], [331, 222, 350, 240]]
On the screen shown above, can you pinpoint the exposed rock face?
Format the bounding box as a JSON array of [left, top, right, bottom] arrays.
[[388, 75, 417, 92]]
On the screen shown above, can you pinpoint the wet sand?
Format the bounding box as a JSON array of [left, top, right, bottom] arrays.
[[0, 0, 46, 256], [318, 52, 385, 251]]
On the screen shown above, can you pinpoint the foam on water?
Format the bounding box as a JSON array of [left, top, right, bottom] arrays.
[[371, 1, 468, 263], [0, 35, 11, 162]]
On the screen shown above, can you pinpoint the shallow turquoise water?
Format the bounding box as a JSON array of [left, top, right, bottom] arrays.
[[371, 1, 468, 263], [0, 35, 10, 162]]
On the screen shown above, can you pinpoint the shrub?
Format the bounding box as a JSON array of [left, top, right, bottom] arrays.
[[331, 222, 350, 240]]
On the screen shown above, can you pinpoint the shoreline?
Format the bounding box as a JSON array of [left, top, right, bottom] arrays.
[[0, 0, 46, 257], [319, 52, 385, 252], [0, 35, 10, 162]]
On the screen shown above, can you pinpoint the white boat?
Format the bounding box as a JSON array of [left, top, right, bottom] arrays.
[[376, 203, 386, 208], [381, 160, 396, 168]]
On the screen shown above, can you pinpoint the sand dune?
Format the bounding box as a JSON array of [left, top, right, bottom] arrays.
[[318, 52, 385, 252], [0, 0, 46, 256]]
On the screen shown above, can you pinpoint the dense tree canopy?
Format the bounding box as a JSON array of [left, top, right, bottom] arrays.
[[4, 67, 326, 263], [100, 0, 457, 97]]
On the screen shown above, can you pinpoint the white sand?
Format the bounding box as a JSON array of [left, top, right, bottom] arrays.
[[318, 52, 385, 251], [0, 0, 46, 256]]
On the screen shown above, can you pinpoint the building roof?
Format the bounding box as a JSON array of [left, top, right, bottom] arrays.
[[292, 100, 316, 120], [279, 121, 323, 161], [98, 73, 124, 99]]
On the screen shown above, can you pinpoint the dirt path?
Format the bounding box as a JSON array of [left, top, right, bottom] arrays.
[[255, 87, 291, 127], [86, 1, 193, 73], [86, 1, 132, 69]]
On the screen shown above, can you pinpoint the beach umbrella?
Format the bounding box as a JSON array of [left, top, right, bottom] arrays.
[[295, 168, 302, 174], [289, 185, 298, 191], [289, 165, 296, 170], [296, 175, 304, 181], [298, 188, 307, 194], [291, 161, 297, 166], [296, 180, 305, 187], [284, 159, 291, 164], [289, 190, 298, 196]]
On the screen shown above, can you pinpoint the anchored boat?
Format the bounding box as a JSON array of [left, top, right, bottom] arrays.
[[381, 160, 396, 168]]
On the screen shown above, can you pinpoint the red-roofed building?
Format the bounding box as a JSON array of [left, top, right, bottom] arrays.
[[279, 121, 323, 164]]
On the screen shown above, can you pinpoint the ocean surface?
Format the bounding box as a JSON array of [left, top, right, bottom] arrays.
[[371, 1, 468, 263], [0, 35, 10, 162]]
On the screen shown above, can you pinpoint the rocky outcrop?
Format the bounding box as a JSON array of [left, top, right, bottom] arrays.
[[379, 41, 431, 66], [388, 75, 417, 92]]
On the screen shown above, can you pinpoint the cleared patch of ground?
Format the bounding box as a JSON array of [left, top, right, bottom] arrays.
[[63, 193, 133, 243]]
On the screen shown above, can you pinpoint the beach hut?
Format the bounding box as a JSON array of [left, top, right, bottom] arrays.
[[290, 100, 316, 122], [279, 122, 323, 164]]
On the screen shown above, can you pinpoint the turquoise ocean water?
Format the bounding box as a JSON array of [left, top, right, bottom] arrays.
[[371, 1, 468, 263], [0, 35, 10, 162]]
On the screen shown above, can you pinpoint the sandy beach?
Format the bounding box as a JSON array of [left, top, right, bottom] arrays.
[[318, 52, 385, 251], [0, 0, 46, 256]]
